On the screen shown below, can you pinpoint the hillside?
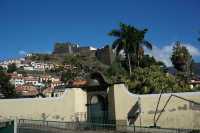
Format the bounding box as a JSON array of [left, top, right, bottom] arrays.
[[167, 63, 200, 76], [192, 63, 200, 75]]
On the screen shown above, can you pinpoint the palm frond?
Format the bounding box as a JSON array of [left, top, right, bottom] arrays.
[[108, 30, 121, 37], [142, 41, 152, 50], [112, 39, 121, 49], [116, 42, 124, 55]]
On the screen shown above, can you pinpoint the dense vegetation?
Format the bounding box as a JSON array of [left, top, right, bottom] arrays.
[[0, 66, 16, 98], [171, 41, 192, 72], [106, 23, 195, 93], [7, 63, 17, 73]]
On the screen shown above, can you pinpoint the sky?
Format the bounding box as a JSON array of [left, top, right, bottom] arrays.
[[0, 0, 200, 66]]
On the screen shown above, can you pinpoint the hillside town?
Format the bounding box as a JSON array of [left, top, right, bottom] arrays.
[[0, 43, 116, 98], [0, 58, 62, 97]]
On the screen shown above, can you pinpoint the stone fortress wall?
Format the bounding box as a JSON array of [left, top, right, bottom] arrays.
[[95, 45, 115, 65], [52, 43, 114, 65]]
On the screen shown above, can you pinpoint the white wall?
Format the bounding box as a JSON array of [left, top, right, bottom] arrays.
[[113, 84, 200, 129], [0, 88, 87, 122]]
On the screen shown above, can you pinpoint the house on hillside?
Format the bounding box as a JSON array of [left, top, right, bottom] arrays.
[[69, 79, 88, 87], [51, 81, 63, 88], [39, 75, 52, 83], [42, 87, 54, 97], [52, 85, 67, 97], [24, 65, 34, 71], [24, 76, 40, 86], [44, 63, 55, 70], [30, 61, 55, 71], [15, 84, 39, 97], [10, 77, 25, 87], [0, 58, 25, 69], [9, 73, 24, 87], [51, 76, 60, 82], [189, 79, 200, 89]]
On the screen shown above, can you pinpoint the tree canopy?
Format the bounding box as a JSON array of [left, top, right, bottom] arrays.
[[7, 63, 17, 73], [171, 41, 192, 72], [109, 23, 152, 75], [126, 65, 190, 94], [0, 68, 16, 98]]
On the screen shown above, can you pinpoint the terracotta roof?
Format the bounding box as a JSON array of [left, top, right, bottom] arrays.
[[6, 73, 18, 77], [40, 75, 51, 78], [16, 85, 38, 96], [42, 87, 54, 94], [189, 80, 200, 84], [71, 80, 88, 87], [51, 81, 62, 84], [24, 76, 39, 81]]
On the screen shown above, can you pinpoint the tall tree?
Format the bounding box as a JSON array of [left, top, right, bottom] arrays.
[[140, 55, 165, 68], [7, 63, 17, 73], [0, 68, 16, 98], [109, 23, 152, 75], [171, 41, 192, 73]]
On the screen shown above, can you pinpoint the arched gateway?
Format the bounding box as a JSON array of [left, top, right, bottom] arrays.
[[82, 72, 113, 124]]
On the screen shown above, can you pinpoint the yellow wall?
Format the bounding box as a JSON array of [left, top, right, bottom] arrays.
[[0, 88, 87, 122], [138, 93, 200, 129], [113, 84, 200, 129], [113, 84, 139, 125], [1, 84, 200, 129]]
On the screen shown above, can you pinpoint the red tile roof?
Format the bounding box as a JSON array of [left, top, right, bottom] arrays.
[[16, 85, 38, 96], [71, 80, 88, 87]]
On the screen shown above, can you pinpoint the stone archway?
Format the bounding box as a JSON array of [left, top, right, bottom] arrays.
[[83, 72, 111, 124]]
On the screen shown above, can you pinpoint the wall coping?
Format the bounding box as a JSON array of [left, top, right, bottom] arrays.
[[0, 88, 82, 102]]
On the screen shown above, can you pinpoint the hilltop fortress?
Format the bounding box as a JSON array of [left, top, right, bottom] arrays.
[[52, 42, 115, 65]]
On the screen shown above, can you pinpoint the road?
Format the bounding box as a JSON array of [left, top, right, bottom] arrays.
[[18, 127, 122, 133]]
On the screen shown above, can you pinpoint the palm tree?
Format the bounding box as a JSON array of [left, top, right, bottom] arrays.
[[109, 23, 152, 75]]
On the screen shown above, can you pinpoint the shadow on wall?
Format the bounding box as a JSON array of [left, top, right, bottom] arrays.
[[128, 101, 140, 125]]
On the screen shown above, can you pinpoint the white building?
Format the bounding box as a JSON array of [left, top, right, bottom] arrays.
[[24, 66, 34, 71], [44, 63, 54, 70], [30, 62, 54, 71], [0, 64, 8, 69], [10, 77, 25, 87], [26, 53, 33, 57], [24, 76, 40, 86], [0, 58, 25, 69]]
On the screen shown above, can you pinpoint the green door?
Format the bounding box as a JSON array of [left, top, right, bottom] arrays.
[[0, 121, 14, 133], [89, 103, 105, 123], [88, 95, 107, 124]]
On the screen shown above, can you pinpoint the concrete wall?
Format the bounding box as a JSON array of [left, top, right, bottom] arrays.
[[113, 84, 200, 129], [138, 92, 200, 129], [1, 84, 200, 129], [113, 84, 139, 125], [0, 88, 87, 122], [107, 86, 116, 121]]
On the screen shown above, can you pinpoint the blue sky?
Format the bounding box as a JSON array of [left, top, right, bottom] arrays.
[[0, 0, 200, 65]]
